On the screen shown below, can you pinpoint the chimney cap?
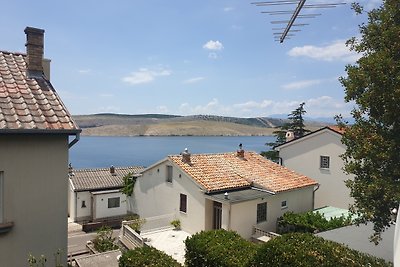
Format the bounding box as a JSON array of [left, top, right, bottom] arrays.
[[24, 27, 45, 34]]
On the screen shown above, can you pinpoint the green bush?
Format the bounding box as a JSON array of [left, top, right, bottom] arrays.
[[277, 211, 352, 234], [119, 246, 182, 267], [185, 229, 257, 267], [92, 226, 118, 252], [249, 233, 392, 267]]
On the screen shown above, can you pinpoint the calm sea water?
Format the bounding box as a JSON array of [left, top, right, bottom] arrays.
[[69, 136, 275, 168]]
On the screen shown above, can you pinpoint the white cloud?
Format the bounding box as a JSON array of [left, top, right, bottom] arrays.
[[203, 40, 224, 51], [156, 105, 169, 113], [281, 79, 322, 90], [176, 97, 351, 118], [78, 69, 91, 74], [223, 7, 235, 12], [182, 77, 205, 84], [287, 40, 360, 62], [97, 106, 121, 113], [122, 67, 172, 85]]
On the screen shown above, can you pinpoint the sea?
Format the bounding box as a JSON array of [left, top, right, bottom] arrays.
[[69, 135, 276, 169]]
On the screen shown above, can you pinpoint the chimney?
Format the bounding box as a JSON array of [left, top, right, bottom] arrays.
[[182, 148, 191, 163], [236, 143, 245, 158], [24, 27, 45, 77], [285, 131, 295, 142], [110, 165, 116, 175]]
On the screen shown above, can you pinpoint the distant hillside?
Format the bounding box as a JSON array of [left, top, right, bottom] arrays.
[[72, 113, 324, 136]]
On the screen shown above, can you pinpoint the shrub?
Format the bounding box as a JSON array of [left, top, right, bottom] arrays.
[[92, 226, 118, 252], [170, 219, 181, 229], [119, 246, 182, 267], [128, 218, 146, 234], [249, 233, 392, 267], [277, 211, 352, 234], [185, 229, 257, 267]]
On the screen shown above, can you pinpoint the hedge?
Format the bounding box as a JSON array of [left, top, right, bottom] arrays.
[[119, 246, 182, 267], [249, 233, 392, 267], [277, 211, 352, 234], [185, 229, 257, 267]]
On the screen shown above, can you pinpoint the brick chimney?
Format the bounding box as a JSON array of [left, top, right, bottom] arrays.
[[181, 148, 191, 164], [24, 27, 45, 77], [236, 143, 245, 158]]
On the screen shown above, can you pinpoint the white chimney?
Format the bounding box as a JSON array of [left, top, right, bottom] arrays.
[[285, 131, 295, 142]]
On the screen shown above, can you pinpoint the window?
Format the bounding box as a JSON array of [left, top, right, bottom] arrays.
[[108, 197, 120, 208], [180, 194, 187, 213], [81, 200, 86, 208], [320, 156, 330, 169], [166, 165, 173, 183], [257, 202, 267, 223], [281, 200, 287, 209], [0, 172, 3, 223]]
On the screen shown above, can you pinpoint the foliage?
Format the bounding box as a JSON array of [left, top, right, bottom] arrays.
[[261, 102, 309, 161], [170, 219, 181, 229], [249, 233, 392, 267], [184, 229, 257, 267], [121, 172, 137, 196], [277, 211, 352, 234], [287, 102, 310, 138], [128, 218, 146, 233], [92, 226, 118, 252], [27, 249, 66, 267], [337, 0, 400, 241], [119, 246, 182, 267]]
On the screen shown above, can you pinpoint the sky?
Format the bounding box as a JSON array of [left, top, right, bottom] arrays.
[[0, 0, 382, 119]]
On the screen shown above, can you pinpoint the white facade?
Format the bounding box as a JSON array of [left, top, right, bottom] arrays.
[[276, 128, 353, 209], [131, 158, 315, 239], [69, 182, 127, 222]]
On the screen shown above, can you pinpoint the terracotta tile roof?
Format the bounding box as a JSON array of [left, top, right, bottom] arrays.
[[69, 166, 145, 191], [0, 51, 79, 132], [169, 151, 317, 193], [327, 125, 346, 134]]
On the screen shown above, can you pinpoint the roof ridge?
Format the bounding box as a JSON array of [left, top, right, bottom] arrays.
[[168, 151, 258, 157], [72, 166, 144, 172]]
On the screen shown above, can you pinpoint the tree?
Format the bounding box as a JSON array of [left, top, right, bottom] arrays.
[[288, 102, 310, 138], [338, 0, 400, 241], [261, 102, 309, 161], [92, 226, 118, 252], [121, 172, 136, 196]]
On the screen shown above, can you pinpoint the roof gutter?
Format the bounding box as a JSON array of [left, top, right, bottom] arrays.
[[68, 132, 80, 149]]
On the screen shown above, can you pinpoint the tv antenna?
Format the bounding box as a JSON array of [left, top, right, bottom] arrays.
[[251, 0, 345, 43]]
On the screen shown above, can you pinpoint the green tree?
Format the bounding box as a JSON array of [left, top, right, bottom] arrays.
[[261, 102, 309, 161], [121, 172, 136, 197], [338, 0, 400, 241], [288, 102, 310, 138], [92, 226, 118, 252]]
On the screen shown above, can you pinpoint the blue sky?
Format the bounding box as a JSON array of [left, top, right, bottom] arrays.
[[1, 0, 381, 118]]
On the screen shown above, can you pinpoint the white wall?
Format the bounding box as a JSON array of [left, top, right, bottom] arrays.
[[76, 191, 92, 221], [278, 130, 353, 209], [0, 135, 69, 266], [132, 160, 206, 234], [230, 187, 314, 239], [68, 182, 75, 220], [93, 192, 127, 220]]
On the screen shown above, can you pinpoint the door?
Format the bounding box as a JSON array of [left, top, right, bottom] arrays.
[[213, 201, 222, 229]]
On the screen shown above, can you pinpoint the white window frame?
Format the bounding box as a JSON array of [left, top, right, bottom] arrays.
[[320, 156, 330, 169], [107, 197, 120, 208], [281, 200, 288, 209]]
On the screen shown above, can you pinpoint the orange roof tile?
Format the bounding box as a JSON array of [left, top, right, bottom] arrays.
[[327, 125, 346, 134], [169, 151, 317, 193], [0, 51, 79, 132]]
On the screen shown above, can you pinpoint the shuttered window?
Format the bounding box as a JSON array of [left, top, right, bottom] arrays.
[[180, 194, 187, 213]]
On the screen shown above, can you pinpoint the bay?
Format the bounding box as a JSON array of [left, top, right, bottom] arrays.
[[69, 136, 275, 168]]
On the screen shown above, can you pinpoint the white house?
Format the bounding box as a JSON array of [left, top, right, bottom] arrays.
[[69, 166, 143, 223], [129, 148, 318, 239], [275, 126, 353, 209]]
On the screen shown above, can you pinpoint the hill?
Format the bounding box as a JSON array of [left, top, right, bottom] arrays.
[[72, 113, 323, 136]]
